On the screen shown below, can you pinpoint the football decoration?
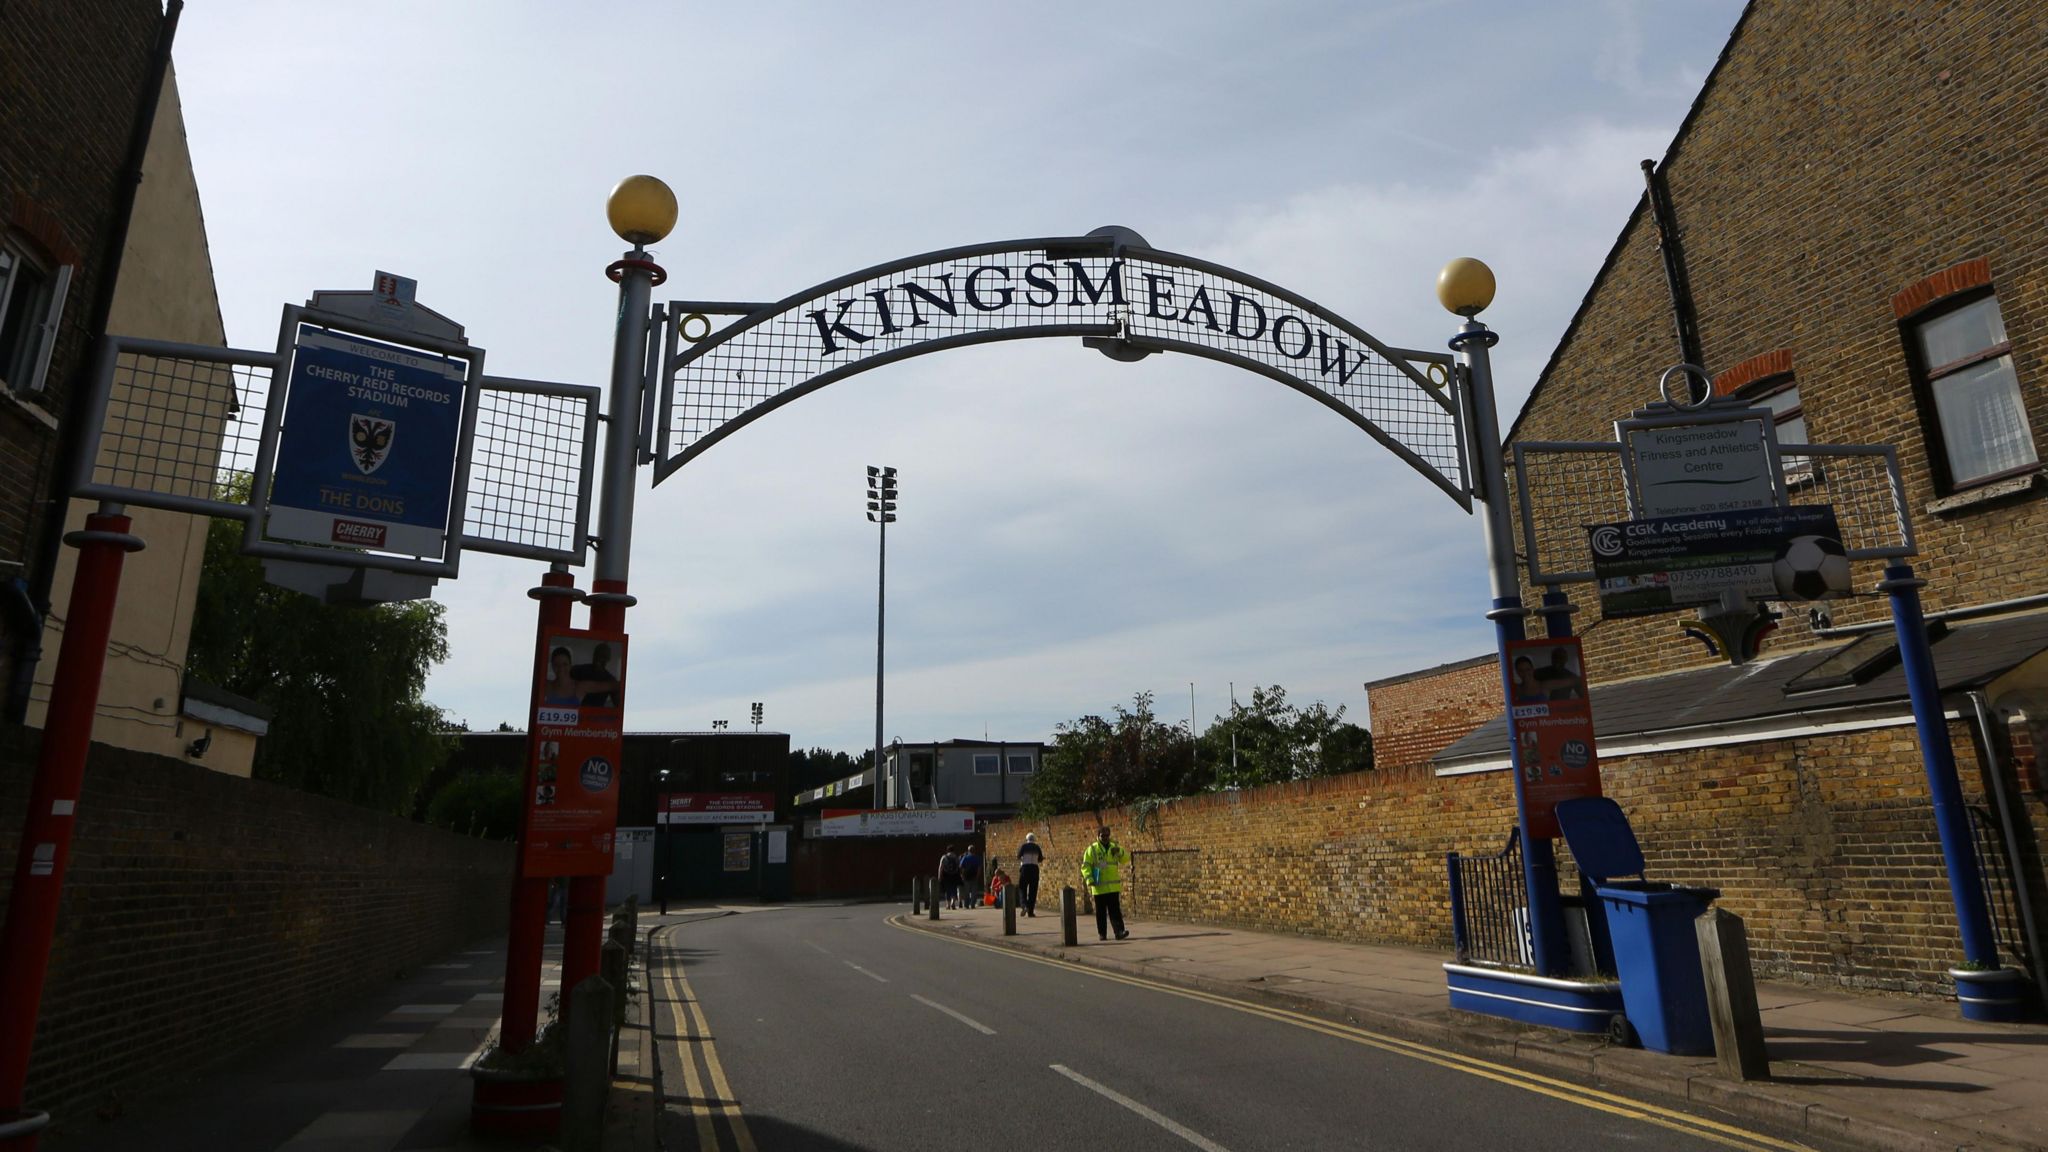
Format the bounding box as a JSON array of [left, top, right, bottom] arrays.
[[1771, 535, 1851, 600]]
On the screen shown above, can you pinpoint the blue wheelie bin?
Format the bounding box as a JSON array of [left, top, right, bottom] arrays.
[[1555, 797, 1720, 1056]]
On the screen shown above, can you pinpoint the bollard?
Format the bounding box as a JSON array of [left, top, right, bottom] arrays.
[[601, 940, 629, 1076], [1061, 886, 1078, 947], [1696, 908, 1770, 1081], [561, 974, 616, 1152], [928, 880, 941, 921], [1003, 882, 1017, 936], [912, 874, 924, 915]]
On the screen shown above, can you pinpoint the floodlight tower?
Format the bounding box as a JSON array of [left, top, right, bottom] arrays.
[[867, 466, 897, 809]]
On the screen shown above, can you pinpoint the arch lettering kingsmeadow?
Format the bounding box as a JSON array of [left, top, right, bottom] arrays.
[[655, 232, 1470, 506]]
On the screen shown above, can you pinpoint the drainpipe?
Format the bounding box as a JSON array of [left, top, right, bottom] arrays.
[[1641, 159, 1706, 383], [1966, 691, 2048, 999], [9, 1, 183, 723]]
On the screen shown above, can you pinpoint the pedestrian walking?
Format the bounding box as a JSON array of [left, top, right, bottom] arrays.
[[938, 846, 963, 909], [1081, 825, 1130, 940], [1016, 832, 1044, 917], [959, 844, 983, 907]]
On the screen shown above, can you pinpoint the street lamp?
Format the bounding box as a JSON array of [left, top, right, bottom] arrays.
[[654, 765, 671, 915], [867, 466, 897, 810], [1439, 256, 1567, 978], [750, 701, 763, 732], [553, 174, 675, 1000]]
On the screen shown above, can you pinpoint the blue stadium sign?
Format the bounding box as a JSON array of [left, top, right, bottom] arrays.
[[267, 327, 469, 558]]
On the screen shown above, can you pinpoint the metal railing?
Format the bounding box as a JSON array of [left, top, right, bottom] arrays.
[[1447, 828, 1530, 968], [1967, 804, 2031, 972]]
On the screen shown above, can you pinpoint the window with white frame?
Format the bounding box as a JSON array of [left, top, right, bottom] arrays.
[[0, 242, 72, 394], [972, 753, 999, 775], [1908, 294, 2035, 490], [1739, 373, 1812, 484], [1007, 754, 1034, 775]]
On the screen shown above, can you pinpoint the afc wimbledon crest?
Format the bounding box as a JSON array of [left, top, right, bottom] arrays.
[[350, 414, 395, 474]]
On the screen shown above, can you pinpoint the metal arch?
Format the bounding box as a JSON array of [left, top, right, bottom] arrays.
[[653, 233, 1472, 507]]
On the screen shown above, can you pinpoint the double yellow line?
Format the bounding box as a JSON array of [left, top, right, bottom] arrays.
[[891, 916, 1813, 1152], [652, 925, 757, 1152]]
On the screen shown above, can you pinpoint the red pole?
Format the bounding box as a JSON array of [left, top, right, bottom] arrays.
[[562, 578, 631, 997], [499, 568, 582, 1053], [0, 510, 143, 1148]]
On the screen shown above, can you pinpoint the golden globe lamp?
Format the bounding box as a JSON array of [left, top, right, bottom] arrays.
[[1436, 257, 1496, 318], [606, 175, 678, 246]]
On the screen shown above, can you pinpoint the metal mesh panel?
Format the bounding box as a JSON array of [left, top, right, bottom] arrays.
[[1513, 443, 1629, 584], [659, 240, 1465, 498], [87, 345, 272, 507], [461, 379, 595, 562], [1774, 445, 1914, 558], [1517, 441, 1914, 584], [1121, 255, 1464, 485]]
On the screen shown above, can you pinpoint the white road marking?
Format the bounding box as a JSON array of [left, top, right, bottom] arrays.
[[1050, 1064, 1233, 1152], [803, 940, 833, 956], [911, 994, 995, 1035], [844, 961, 888, 983]]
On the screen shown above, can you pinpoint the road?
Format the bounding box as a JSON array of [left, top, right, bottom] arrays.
[[647, 905, 1826, 1152]]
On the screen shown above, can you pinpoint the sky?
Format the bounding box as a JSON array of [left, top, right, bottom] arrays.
[[170, 1, 1745, 751]]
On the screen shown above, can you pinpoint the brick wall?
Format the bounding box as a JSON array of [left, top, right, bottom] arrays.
[[0, 728, 514, 1121], [991, 714, 2047, 998], [1507, 0, 2048, 684], [0, 1, 164, 692], [1366, 656, 1499, 772]]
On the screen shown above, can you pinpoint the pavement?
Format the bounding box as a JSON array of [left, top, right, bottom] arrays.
[[38, 910, 697, 1152], [900, 901, 2048, 1152]]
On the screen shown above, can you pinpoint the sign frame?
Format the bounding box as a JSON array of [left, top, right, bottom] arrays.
[[245, 302, 487, 578], [1615, 401, 1788, 520]]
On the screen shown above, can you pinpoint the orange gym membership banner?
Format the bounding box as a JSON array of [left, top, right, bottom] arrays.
[[521, 629, 628, 876]]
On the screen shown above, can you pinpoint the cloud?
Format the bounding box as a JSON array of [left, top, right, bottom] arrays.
[[166, 2, 1735, 750]]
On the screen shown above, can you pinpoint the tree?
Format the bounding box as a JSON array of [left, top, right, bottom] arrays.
[[1316, 721, 1374, 777], [788, 747, 862, 793], [1200, 686, 1373, 788], [186, 508, 453, 814], [424, 771, 521, 839], [1024, 692, 1197, 818]]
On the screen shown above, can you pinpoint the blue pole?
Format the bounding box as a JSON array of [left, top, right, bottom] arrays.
[[1540, 588, 1575, 641], [1457, 317, 1568, 977], [1883, 562, 1998, 967]]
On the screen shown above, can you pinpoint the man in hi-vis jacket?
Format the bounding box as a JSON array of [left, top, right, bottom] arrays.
[[1081, 825, 1130, 941]]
